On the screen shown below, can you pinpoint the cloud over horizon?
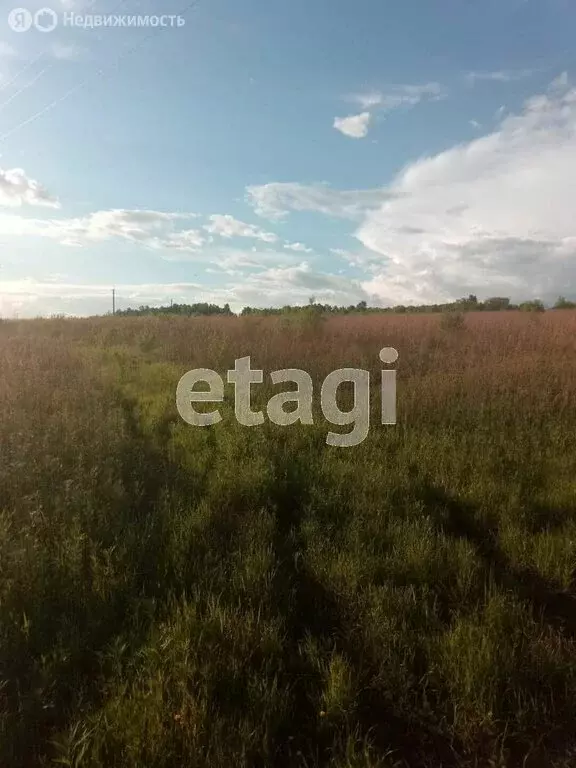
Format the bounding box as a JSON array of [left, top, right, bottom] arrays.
[[3, 77, 576, 316], [356, 77, 576, 304]]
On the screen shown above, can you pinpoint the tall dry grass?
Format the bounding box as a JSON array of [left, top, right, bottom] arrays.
[[1, 310, 576, 767]]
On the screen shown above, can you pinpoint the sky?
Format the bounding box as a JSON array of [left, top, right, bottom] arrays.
[[1, 0, 576, 316]]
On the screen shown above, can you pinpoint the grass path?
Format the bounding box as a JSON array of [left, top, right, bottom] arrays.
[[2, 315, 576, 766]]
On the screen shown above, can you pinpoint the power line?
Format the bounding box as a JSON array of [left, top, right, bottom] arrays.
[[0, 0, 202, 144], [0, 66, 52, 115], [0, 53, 46, 96], [0, 80, 87, 142], [0, 0, 117, 99], [0, 0, 127, 132]]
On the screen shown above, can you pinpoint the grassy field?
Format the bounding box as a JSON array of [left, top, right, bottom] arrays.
[[1, 310, 576, 767]]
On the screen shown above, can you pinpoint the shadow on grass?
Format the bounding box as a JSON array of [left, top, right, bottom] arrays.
[[264, 463, 576, 767], [264, 447, 465, 768], [266, 448, 341, 766], [0, 393, 209, 768], [414, 478, 576, 765], [416, 480, 576, 638]]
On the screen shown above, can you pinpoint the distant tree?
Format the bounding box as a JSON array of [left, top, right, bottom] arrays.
[[116, 302, 235, 317], [519, 300, 545, 312], [483, 297, 511, 311], [553, 296, 576, 309], [456, 294, 478, 309], [194, 294, 560, 319]]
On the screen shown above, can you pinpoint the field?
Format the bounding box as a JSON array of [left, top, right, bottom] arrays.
[[1, 310, 576, 767]]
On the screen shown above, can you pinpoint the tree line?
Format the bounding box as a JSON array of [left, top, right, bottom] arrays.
[[114, 295, 576, 317], [115, 302, 234, 317]]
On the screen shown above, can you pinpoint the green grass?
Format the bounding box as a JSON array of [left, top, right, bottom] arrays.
[[1, 311, 576, 767]]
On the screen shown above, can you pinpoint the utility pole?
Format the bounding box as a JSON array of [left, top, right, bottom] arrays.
[[112, 288, 115, 315]]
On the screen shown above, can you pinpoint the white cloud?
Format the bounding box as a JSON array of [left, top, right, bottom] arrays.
[[349, 82, 447, 114], [0, 279, 205, 318], [78, 210, 193, 242], [50, 43, 82, 60], [551, 71, 569, 90], [0, 208, 205, 252], [0, 262, 371, 317], [336, 83, 447, 138], [333, 111, 371, 138], [469, 119, 481, 129], [232, 261, 368, 307], [63, 209, 203, 250], [246, 182, 389, 221], [284, 241, 313, 252], [465, 69, 535, 85], [214, 248, 293, 271], [350, 91, 383, 109], [354, 77, 576, 304], [379, 82, 446, 111], [0, 167, 59, 208], [8, 78, 576, 315], [329, 247, 379, 270], [203, 214, 278, 243], [203, 245, 312, 277], [159, 228, 206, 252]]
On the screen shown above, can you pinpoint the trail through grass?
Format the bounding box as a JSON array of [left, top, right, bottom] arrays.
[[1, 312, 576, 766]]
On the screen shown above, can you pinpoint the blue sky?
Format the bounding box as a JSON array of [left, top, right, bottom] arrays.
[[1, 0, 576, 315]]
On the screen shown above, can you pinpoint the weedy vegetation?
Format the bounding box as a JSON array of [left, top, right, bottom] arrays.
[[1, 310, 576, 767]]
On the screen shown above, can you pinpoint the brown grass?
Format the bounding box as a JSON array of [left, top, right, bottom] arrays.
[[1, 310, 576, 767]]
